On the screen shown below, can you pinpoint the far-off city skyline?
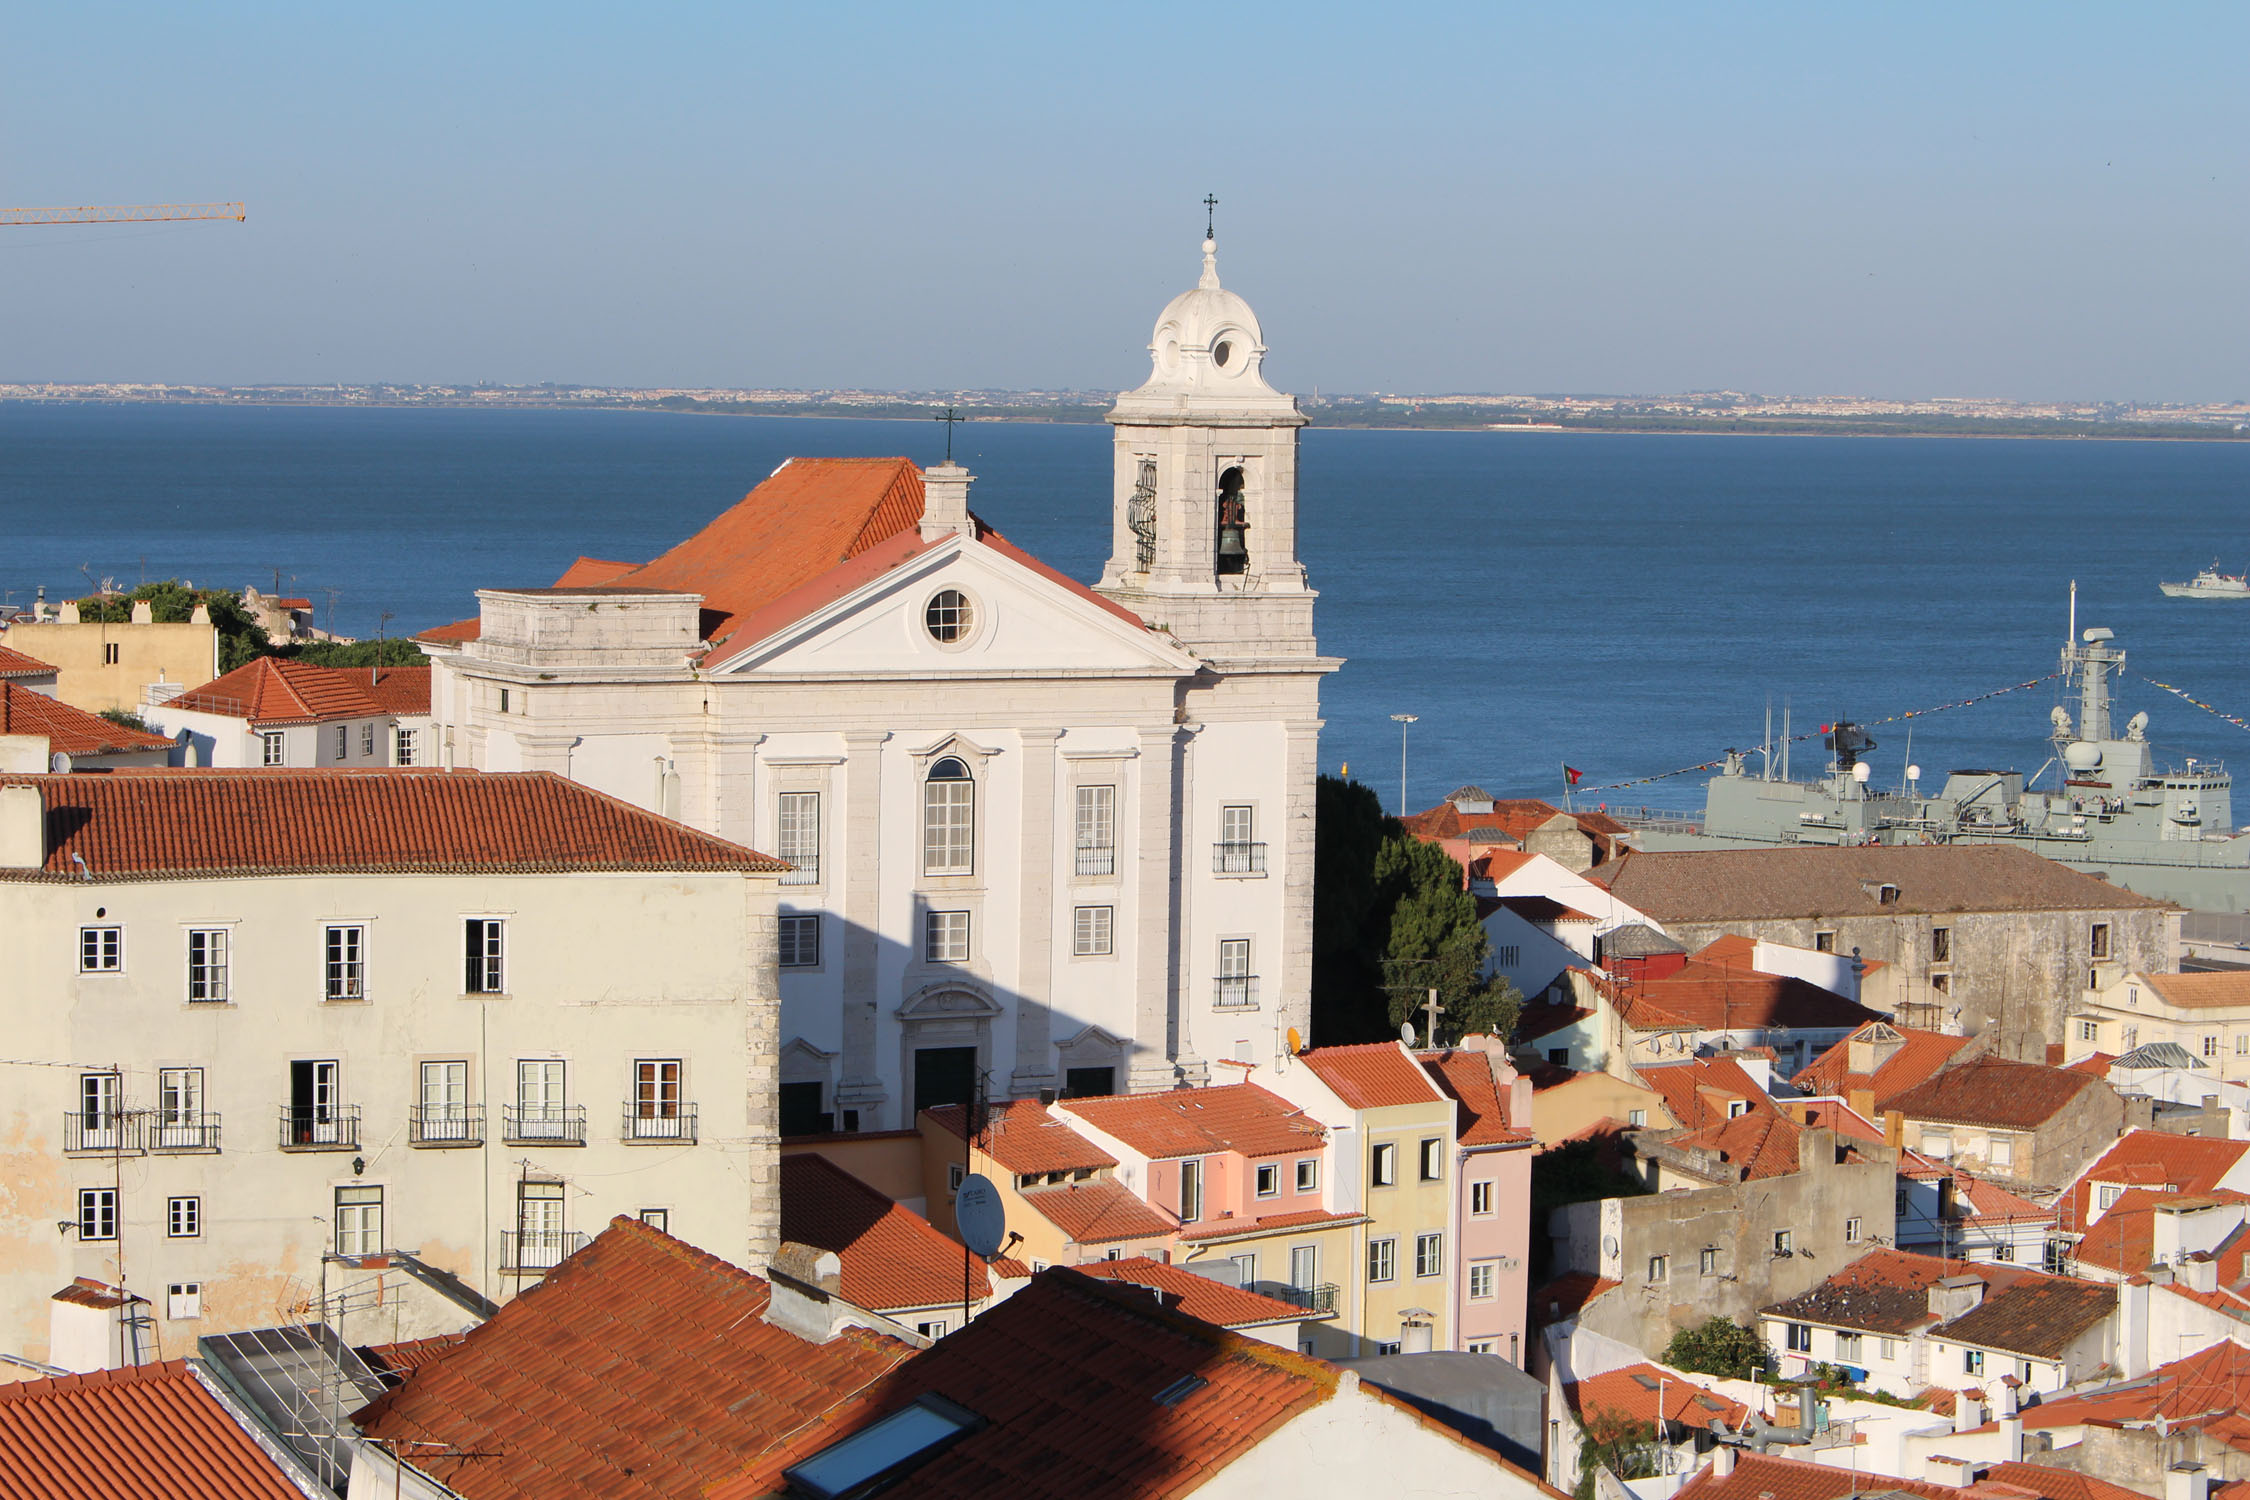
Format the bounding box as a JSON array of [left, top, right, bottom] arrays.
[[6, 3, 2247, 403]]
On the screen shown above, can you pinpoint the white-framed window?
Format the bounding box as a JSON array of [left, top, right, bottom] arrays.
[[946, 1162, 965, 1195], [1785, 1322, 1811, 1353], [77, 1071, 122, 1148], [1073, 905, 1114, 957], [393, 727, 417, 766], [2205, 1035, 2221, 1059], [2097, 1184, 2122, 1210], [923, 589, 974, 644], [1215, 803, 1261, 874], [186, 928, 229, 1003], [1074, 785, 1117, 877], [922, 758, 975, 875], [324, 924, 365, 1001], [1648, 1254, 1668, 1283], [1989, 1134, 2016, 1169], [1844, 1217, 1862, 1243], [1255, 1163, 1279, 1198], [634, 1059, 683, 1121], [2237, 1034, 2250, 1058], [1179, 1158, 1204, 1223], [168, 1195, 201, 1238], [1628, 1108, 1648, 1127], [261, 731, 285, 766], [1471, 1181, 1493, 1215], [1964, 1348, 1986, 1375], [1416, 1232, 1443, 1278], [1814, 930, 1835, 953], [2079, 1020, 2100, 1043], [1216, 937, 1254, 1007], [776, 791, 820, 886], [360, 723, 374, 756], [79, 1188, 118, 1241], [1419, 1138, 1443, 1182], [1995, 1241, 2016, 1262], [1469, 1261, 1497, 1299], [1468, 1340, 1494, 1355], [917, 1318, 949, 1339], [1879, 1337, 1897, 1360], [464, 918, 504, 994], [1368, 1237, 1397, 1283], [420, 1060, 470, 1139], [158, 1067, 205, 1139], [1296, 1158, 1319, 1192], [1370, 1141, 1397, 1187], [167, 1282, 202, 1321], [334, 725, 348, 761], [778, 914, 821, 968], [1375, 1340, 1403, 1356], [1838, 1332, 1863, 1361], [517, 1059, 567, 1133], [639, 1208, 668, 1233], [336, 1186, 382, 1256], [925, 910, 970, 963], [1773, 1230, 1794, 1255], [80, 925, 122, 974], [1726, 1098, 1750, 1119]]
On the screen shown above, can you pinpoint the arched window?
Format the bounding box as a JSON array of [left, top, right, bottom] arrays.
[[923, 757, 975, 875], [1215, 466, 1248, 576], [1128, 459, 1158, 572]]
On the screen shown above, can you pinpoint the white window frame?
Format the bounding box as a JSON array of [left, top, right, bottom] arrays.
[[925, 910, 970, 964], [1072, 905, 1114, 958], [1255, 1163, 1279, 1198], [167, 1282, 202, 1320], [776, 791, 821, 886], [324, 924, 366, 1002], [261, 730, 285, 766], [1786, 1322, 1812, 1353], [464, 917, 505, 995], [1368, 1237, 1397, 1283], [1296, 1158, 1319, 1193], [1469, 1261, 1497, 1299], [336, 1185, 383, 1257], [1470, 1181, 1493, 1216], [393, 727, 417, 766], [1416, 1232, 1443, 1278], [186, 927, 229, 1003], [1179, 1158, 1204, 1223], [1845, 1217, 1862, 1243], [1419, 1137, 1443, 1182], [922, 759, 975, 876], [167, 1195, 201, 1238], [360, 723, 374, 756], [79, 1187, 119, 1241], [1837, 1331, 1864, 1361], [334, 724, 348, 761], [1370, 1141, 1397, 1188], [1074, 784, 1117, 877], [80, 925, 123, 974]]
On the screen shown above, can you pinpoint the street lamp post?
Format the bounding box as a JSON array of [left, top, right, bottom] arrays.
[[1390, 714, 1419, 814]]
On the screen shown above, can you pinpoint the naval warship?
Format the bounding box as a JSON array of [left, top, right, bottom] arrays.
[[1627, 622, 2250, 913]]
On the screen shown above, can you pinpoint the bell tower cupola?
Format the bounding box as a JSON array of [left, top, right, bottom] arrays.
[[1097, 228, 1316, 663]]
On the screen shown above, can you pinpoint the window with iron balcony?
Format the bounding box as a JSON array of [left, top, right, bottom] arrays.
[[1212, 804, 1266, 876], [776, 792, 821, 886], [1074, 785, 1116, 877]]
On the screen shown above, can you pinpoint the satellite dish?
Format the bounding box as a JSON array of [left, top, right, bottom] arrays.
[[49, 752, 72, 774], [1400, 1022, 1417, 1048], [1602, 1235, 1620, 1260], [955, 1173, 1006, 1258], [1286, 1026, 1303, 1056]]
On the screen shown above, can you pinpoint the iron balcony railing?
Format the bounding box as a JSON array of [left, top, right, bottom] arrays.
[[1075, 845, 1116, 878], [1215, 975, 1260, 1009], [623, 1104, 698, 1144], [64, 1111, 142, 1155], [503, 1103, 587, 1145], [779, 858, 820, 887], [1272, 1282, 1340, 1316], [501, 1229, 589, 1273], [409, 1104, 484, 1148], [278, 1105, 361, 1151], [149, 1112, 222, 1153], [1212, 841, 1267, 875]]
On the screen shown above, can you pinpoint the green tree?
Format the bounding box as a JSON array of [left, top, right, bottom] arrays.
[[282, 637, 426, 668], [1373, 832, 1520, 1045], [75, 581, 271, 673], [1663, 1317, 1774, 1381], [1574, 1410, 1660, 1500], [1311, 775, 1395, 1045]]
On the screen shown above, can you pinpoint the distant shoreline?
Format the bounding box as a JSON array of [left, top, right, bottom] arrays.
[[5, 394, 2248, 444]]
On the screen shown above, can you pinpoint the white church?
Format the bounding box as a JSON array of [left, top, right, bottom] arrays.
[[419, 236, 1335, 1130]]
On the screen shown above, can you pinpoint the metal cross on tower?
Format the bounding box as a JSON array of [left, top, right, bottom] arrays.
[[935, 406, 963, 462], [1203, 194, 1219, 239]]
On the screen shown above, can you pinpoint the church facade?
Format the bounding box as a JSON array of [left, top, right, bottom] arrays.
[[419, 238, 1335, 1128]]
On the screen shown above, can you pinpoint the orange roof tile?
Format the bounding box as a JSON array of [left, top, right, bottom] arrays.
[[0, 643, 56, 678], [1402, 796, 1627, 863], [1019, 1179, 1178, 1245], [2143, 971, 2250, 1009], [1060, 1083, 1326, 1161], [0, 681, 174, 756], [1636, 1055, 1775, 1132], [1564, 1362, 1751, 1430], [168, 656, 429, 725], [1627, 962, 1885, 1033], [1076, 1257, 1328, 1328], [1533, 1271, 1619, 1326], [551, 557, 640, 587], [1675, 1450, 2147, 1500], [924, 1098, 1118, 1175], [1298, 1042, 1447, 1110], [2062, 1130, 2250, 1232], [1954, 1174, 2056, 1225], [1763, 1248, 2115, 1358], [1175, 1208, 1368, 1244], [0, 769, 784, 881], [0, 1358, 310, 1499], [705, 1268, 1352, 1500], [354, 1217, 914, 1500], [1886, 1054, 2104, 1132], [1793, 1022, 1974, 1108], [781, 1153, 991, 1311], [1669, 1107, 1809, 1180], [1418, 1048, 1536, 1146]]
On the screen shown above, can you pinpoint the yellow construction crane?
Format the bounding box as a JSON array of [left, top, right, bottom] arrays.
[[0, 203, 245, 227]]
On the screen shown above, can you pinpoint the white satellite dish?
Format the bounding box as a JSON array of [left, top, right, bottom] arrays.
[[955, 1172, 1006, 1258], [50, 752, 72, 774], [1906, 764, 1921, 783], [1602, 1235, 1620, 1260], [1400, 1021, 1417, 1048]]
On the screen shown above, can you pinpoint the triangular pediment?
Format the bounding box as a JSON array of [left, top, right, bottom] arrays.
[[707, 536, 1199, 678]]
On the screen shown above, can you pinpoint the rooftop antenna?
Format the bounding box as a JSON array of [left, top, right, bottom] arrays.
[[2068, 579, 2077, 650], [1764, 697, 1774, 782]]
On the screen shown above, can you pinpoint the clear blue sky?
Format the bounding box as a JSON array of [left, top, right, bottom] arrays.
[[5, 3, 2245, 400]]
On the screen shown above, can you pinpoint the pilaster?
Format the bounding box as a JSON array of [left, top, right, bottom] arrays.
[[1129, 721, 1187, 1093], [1010, 729, 1062, 1098], [741, 881, 782, 1268], [1276, 717, 1323, 1052], [835, 730, 891, 1125]]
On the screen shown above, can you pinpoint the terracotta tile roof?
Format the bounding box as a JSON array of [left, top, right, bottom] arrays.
[[0, 643, 56, 678], [1019, 1179, 1178, 1244], [1402, 796, 1627, 862], [2066, 1051, 2118, 1075], [1075, 1257, 1327, 1328], [1885, 1054, 2105, 1131], [0, 768, 785, 881], [168, 656, 427, 725], [1516, 1003, 1594, 1043], [2001, 1341, 2250, 1433], [0, 1357, 311, 1499], [1762, 1248, 2113, 1358], [552, 557, 640, 587], [1473, 848, 1540, 883], [1418, 1048, 1536, 1146], [2144, 971, 2250, 1009], [1563, 1362, 1750, 1430], [1598, 843, 2172, 918], [1793, 1022, 1974, 1108], [924, 1098, 1118, 1175], [782, 1153, 991, 1311], [353, 1216, 913, 1500], [1636, 1056, 1775, 1132], [1669, 1107, 1809, 1180], [1625, 962, 1886, 1034], [1676, 1451, 2146, 1500], [1693, 933, 1761, 968], [1936, 1271, 2116, 1359], [1533, 1271, 1619, 1327], [1059, 1083, 1326, 1161], [706, 1267, 1451, 1500], [0, 681, 174, 756], [1954, 1174, 2056, 1225], [357, 1332, 469, 1383], [2062, 1131, 2250, 1233], [1297, 1042, 1447, 1110], [2067, 1187, 2250, 1276], [1174, 1208, 1367, 1244], [415, 615, 482, 644]]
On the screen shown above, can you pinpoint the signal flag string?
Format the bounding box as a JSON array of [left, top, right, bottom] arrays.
[[1570, 673, 2062, 794], [2137, 674, 2250, 738]]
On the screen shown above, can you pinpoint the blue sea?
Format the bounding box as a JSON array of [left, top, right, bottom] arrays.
[[5, 401, 2249, 816]]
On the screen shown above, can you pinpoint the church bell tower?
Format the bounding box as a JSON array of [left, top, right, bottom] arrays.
[[1096, 232, 1317, 664]]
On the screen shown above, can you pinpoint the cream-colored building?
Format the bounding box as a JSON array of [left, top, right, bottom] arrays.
[[142, 657, 433, 769], [417, 235, 1335, 1128], [0, 768, 783, 1374], [2079, 970, 2250, 1080], [1, 601, 219, 714]]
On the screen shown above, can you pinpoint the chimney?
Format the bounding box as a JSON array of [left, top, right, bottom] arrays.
[[1711, 1445, 1739, 1477], [919, 462, 977, 541], [1994, 1377, 2019, 1419], [2168, 1464, 2210, 1500], [0, 783, 45, 868], [2152, 1203, 2186, 1269], [48, 1281, 146, 1373], [59, 601, 80, 624], [2182, 1252, 2219, 1293], [1399, 1309, 1435, 1354], [129, 600, 153, 624], [1953, 1388, 1987, 1433], [763, 1242, 850, 1343], [1931, 1275, 1987, 1322], [1927, 1455, 1984, 1488], [0, 735, 51, 774], [1884, 1110, 1905, 1150]]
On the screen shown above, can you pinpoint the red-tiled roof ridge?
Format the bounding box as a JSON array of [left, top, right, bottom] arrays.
[[1792, 1021, 1976, 1108], [0, 1357, 311, 1499], [1060, 1082, 1327, 1160], [1417, 1047, 1536, 1146], [0, 768, 786, 881], [0, 642, 56, 678], [167, 655, 430, 725], [1018, 1178, 1178, 1245], [0, 680, 175, 755], [552, 556, 640, 587], [1076, 1257, 1327, 1328], [1564, 1361, 1752, 1429], [1298, 1041, 1449, 1110], [355, 1215, 914, 1500], [923, 1097, 1118, 1174], [781, 1153, 993, 1310]]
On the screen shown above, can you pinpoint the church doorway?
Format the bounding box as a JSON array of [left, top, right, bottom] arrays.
[[913, 1046, 978, 1117]]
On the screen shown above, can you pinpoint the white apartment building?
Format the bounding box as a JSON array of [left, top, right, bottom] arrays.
[[0, 768, 782, 1373], [416, 234, 1334, 1128], [143, 657, 433, 768]]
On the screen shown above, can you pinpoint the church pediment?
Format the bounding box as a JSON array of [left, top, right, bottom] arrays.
[[897, 983, 1005, 1021], [705, 537, 1199, 679]]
